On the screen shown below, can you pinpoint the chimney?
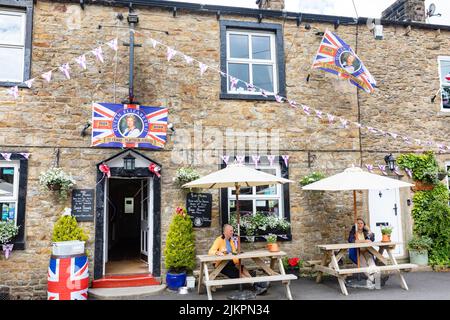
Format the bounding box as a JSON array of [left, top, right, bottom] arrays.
[[257, 0, 285, 11], [381, 0, 426, 22]]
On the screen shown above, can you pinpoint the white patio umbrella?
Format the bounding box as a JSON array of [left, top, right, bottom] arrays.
[[302, 166, 413, 267], [183, 163, 293, 254]]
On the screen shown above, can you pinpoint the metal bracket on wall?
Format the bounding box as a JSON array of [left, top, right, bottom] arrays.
[[173, 6, 177, 18], [307, 151, 317, 168], [79, 0, 85, 10]]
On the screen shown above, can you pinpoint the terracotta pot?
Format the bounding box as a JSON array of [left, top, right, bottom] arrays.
[[412, 181, 434, 192], [267, 243, 280, 252], [381, 234, 391, 242]]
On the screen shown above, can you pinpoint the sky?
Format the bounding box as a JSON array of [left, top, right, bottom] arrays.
[[167, 0, 450, 26]]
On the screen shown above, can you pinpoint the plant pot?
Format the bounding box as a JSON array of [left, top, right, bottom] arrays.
[[437, 173, 447, 181], [412, 181, 434, 192], [166, 271, 187, 291], [2, 244, 14, 259], [47, 183, 61, 191], [409, 249, 428, 266], [381, 234, 391, 242], [267, 243, 280, 252]]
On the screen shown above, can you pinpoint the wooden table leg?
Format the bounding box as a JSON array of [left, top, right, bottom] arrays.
[[386, 248, 409, 290], [278, 258, 293, 300], [204, 263, 213, 300], [316, 251, 330, 283], [252, 257, 278, 276], [330, 251, 348, 296], [198, 262, 204, 294]]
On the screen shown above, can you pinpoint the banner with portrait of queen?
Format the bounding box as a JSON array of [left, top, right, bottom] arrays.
[[91, 103, 168, 149]]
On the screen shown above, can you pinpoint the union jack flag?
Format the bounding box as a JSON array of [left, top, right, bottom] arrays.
[[91, 103, 168, 149], [312, 30, 376, 93], [48, 256, 89, 300]]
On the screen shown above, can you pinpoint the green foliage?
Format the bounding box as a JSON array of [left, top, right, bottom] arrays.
[[265, 234, 277, 243], [39, 167, 76, 200], [300, 172, 326, 186], [0, 221, 20, 244], [397, 151, 441, 185], [164, 208, 196, 273], [52, 215, 88, 243], [407, 235, 433, 253], [174, 167, 201, 187], [381, 226, 393, 235], [411, 183, 450, 266], [229, 212, 290, 237]]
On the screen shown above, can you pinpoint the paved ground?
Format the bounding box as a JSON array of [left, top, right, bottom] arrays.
[[146, 272, 450, 300]]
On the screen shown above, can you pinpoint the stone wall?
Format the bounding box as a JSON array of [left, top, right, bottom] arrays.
[[0, 1, 449, 299]]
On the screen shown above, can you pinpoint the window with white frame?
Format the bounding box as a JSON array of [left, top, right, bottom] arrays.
[[0, 9, 26, 83], [0, 161, 20, 224], [226, 30, 277, 94], [227, 164, 283, 219], [438, 56, 450, 111]]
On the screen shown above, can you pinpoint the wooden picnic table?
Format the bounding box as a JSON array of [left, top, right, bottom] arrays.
[[196, 250, 297, 300], [314, 242, 418, 295]]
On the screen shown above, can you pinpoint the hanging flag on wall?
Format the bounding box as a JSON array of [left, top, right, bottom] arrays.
[[311, 30, 376, 93], [91, 103, 168, 149]]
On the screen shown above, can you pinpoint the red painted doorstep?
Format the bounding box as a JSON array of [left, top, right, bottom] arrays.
[[92, 273, 160, 288]]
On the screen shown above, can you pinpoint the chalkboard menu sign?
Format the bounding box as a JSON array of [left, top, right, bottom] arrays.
[[186, 192, 212, 228], [71, 189, 95, 222]]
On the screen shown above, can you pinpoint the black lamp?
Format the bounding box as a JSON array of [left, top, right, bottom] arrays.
[[123, 154, 136, 171], [384, 153, 396, 171]]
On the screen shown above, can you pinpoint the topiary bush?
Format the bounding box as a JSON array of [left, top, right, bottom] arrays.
[[164, 207, 196, 273], [52, 215, 89, 243]]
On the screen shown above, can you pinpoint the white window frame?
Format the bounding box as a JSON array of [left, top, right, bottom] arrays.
[[438, 56, 450, 112], [0, 161, 20, 225], [227, 163, 284, 220], [226, 30, 277, 95], [0, 8, 26, 83]]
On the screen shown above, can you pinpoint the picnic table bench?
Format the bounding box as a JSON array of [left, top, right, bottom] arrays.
[[314, 242, 418, 295], [197, 250, 297, 300]]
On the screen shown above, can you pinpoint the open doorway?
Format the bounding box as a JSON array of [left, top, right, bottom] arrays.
[[105, 177, 149, 275]]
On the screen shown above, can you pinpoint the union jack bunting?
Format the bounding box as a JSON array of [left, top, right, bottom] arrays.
[[47, 256, 89, 300], [91, 103, 168, 149], [312, 30, 376, 93]]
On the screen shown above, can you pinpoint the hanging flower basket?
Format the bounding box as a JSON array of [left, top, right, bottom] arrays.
[[39, 167, 75, 200], [47, 183, 62, 191], [412, 181, 434, 192]]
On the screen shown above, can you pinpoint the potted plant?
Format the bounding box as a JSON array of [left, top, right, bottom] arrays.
[[39, 167, 76, 200], [300, 172, 325, 187], [407, 235, 433, 266], [0, 220, 19, 259], [265, 234, 279, 252], [380, 226, 393, 242], [282, 257, 303, 276], [174, 167, 200, 189], [164, 207, 196, 291]]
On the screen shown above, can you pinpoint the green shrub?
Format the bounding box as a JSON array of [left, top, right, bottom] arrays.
[[52, 215, 88, 243], [164, 207, 196, 273], [397, 151, 441, 185], [300, 172, 326, 186], [407, 235, 433, 253]]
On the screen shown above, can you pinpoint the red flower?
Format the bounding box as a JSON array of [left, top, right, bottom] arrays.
[[176, 206, 187, 216], [288, 257, 300, 267]]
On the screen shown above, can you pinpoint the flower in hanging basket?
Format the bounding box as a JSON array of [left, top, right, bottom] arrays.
[[39, 167, 76, 200], [0, 220, 20, 259], [174, 167, 200, 188]]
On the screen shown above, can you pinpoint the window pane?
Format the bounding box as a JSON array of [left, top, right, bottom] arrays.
[[0, 47, 24, 82], [440, 59, 450, 84], [1, 202, 16, 221], [0, 167, 15, 197], [229, 34, 249, 59], [252, 64, 274, 92], [0, 12, 25, 45], [228, 63, 249, 92], [229, 200, 253, 216], [442, 86, 450, 109], [252, 35, 271, 60], [255, 168, 277, 195], [231, 186, 252, 195], [256, 200, 279, 215]]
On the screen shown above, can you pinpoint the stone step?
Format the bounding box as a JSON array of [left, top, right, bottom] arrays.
[[88, 284, 167, 300], [91, 273, 160, 289]]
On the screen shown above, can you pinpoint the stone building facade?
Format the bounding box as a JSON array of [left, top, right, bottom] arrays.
[[0, 0, 449, 299]]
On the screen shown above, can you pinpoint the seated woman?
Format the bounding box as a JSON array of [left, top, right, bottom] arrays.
[[208, 224, 252, 279], [348, 217, 377, 288]]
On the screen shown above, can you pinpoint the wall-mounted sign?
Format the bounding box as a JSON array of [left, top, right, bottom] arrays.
[[71, 189, 95, 221], [186, 193, 212, 228], [91, 103, 168, 149]]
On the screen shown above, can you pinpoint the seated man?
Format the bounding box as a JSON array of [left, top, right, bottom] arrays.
[[348, 217, 377, 288]]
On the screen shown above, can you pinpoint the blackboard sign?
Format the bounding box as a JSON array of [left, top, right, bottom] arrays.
[[71, 189, 95, 222], [186, 193, 212, 228]]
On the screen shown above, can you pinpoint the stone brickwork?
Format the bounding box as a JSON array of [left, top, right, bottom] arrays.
[[0, 1, 449, 299]]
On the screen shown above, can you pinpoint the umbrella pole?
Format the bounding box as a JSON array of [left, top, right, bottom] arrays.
[[353, 190, 360, 269], [236, 184, 242, 288]]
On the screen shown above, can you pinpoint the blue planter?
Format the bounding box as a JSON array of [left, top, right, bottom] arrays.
[[166, 271, 187, 291]]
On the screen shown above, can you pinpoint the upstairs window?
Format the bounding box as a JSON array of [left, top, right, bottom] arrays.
[[438, 56, 450, 111]]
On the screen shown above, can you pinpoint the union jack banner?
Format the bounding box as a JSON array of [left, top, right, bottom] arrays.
[[312, 30, 376, 93], [47, 256, 89, 300], [92, 103, 168, 149]]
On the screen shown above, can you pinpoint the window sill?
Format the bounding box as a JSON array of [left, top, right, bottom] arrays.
[[0, 81, 30, 89], [220, 93, 277, 101], [437, 110, 450, 117]]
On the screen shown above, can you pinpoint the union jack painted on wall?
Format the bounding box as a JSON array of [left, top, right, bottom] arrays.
[[312, 30, 376, 93], [47, 256, 89, 300], [91, 103, 168, 149]]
